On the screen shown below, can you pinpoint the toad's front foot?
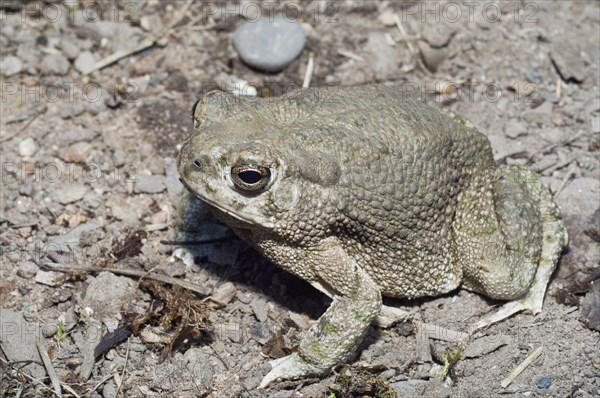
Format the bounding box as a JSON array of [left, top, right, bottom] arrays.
[[259, 353, 327, 388], [259, 238, 382, 389]]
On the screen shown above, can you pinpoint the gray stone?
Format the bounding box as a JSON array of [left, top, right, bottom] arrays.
[[421, 23, 455, 48], [539, 127, 568, 144], [60, 37, 81, 60], [18, 137, 37, 158], [109, 204, 140, 225], [40, 53, 70, 75], [503, 118, 528, 139], [61, 102, 86, 119], [550, 46, 586, 83], [183, 348, 226, 386], [418, 40, 449, 72], [233, 16, 306, 73], [56, 183, 87, 204], [581, 283, 600, 331], [557, 178, 599, 220], [523, 101, 553, 125], [129, 343, 147, 352], [42, 323, 58, 338], [0, 55, 23, 76], [56, 129, 98, 146], [0, 310, 45, 378], [74, 51, 96, 74], [250, 298, 269, 322], [17, 261, 39, 278], [83, 272, 134, 318], [364, 32, 406, 79], [51, 220, 102, 246], [102, 381, 117, 398], [211, 282, 237, 305], [463, 335, 511, 358], [65, 141, 94, 163], [35, 270, 61, 286], [392, 378, 450, 398], [133, 174, 166, 194]]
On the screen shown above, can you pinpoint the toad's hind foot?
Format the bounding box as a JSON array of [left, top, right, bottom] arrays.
[[474, 177, 568, 331]]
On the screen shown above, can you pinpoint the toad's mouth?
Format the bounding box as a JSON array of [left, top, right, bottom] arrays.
[[178, 177, 275, 229]]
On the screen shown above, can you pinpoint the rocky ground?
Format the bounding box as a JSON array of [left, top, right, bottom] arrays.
[[0, 1, 599, 397]]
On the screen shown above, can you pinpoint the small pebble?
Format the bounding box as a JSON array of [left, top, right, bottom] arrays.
[[378, 9, 396, 26], [60, 37, 81, 60], [526, 70, 543, 83], [211, 282, 237, 305], [35, 270, 61, 287], [417, 40, 448, 72], [57, 183, 87, 204], [17, 261, 39, 279], [0, 55, 23, 76], [250, 298, 269, 322], [133, 174, 166, 194], [18, 138, 37, 158], [66, 142, 94, 163], [40, 53, 70, 76], [42, 323, 58, 338], [232, 16, 306, 73], [537, 377, 552, 389], [74, 51, 96, 74]]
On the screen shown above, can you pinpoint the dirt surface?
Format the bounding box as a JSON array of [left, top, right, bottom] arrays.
[[1, 1, 599, 397]]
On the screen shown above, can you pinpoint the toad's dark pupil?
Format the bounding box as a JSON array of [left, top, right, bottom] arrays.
[[239, 170, 262, 184]]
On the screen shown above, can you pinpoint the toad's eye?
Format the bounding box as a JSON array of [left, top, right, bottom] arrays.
[[231, 165, 271, 193]]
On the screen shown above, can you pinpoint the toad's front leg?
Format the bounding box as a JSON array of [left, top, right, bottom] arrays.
[[259, 237, 382, 388]]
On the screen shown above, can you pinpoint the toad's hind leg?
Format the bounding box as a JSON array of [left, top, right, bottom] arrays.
[[453, 165, 568, 331]]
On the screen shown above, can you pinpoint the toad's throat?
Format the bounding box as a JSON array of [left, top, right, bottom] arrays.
[[179, 177, 274, 229]]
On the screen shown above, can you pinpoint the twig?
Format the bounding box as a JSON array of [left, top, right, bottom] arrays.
[[82, 37, 154, 76], [0, 356, 77, 397], [337, 49, 365, 62], [500, 346, 544, 388], [60, 383, 81, 398], [36, 341, 62, 398], [543, 157, 574, 176], [83, 0, 194, 75], [0, 106, 45, 143], [393, 14, 417, 55], [114, 342, 130, 398], [89, 374, 115, 395], [302, 53, 315, 89], [393, 13, 430, 75], [42, 263, 209, 296], [553, 164, 577, 196], [527, 130, 587, 163]]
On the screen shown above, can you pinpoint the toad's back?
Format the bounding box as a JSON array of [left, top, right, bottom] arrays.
[[224, 85, 496, 298]]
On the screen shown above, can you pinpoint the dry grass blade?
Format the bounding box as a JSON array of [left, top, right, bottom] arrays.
[[36, 341, 62, 397]]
